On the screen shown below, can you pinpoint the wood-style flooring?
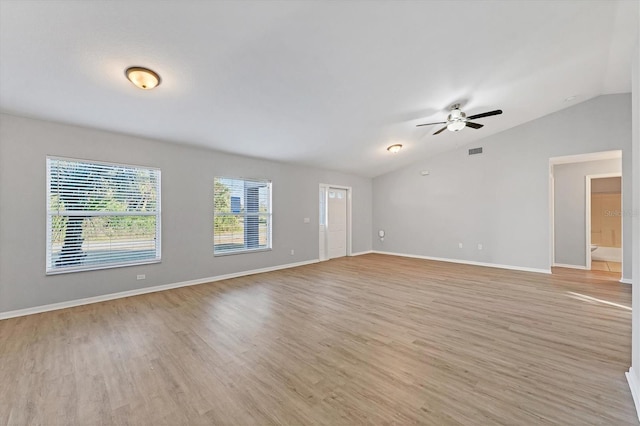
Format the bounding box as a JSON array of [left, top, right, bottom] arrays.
[[591, 260, 623, 273], [0, 254, 635, 425]]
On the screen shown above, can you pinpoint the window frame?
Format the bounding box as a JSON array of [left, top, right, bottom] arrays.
[[45, 156, 162, 275], [213, 176, 272, 256]]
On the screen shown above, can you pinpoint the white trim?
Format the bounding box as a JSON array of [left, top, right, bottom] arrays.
[[621, 278, 633, 285], [549, 167, 555, 269], [373, 251, 551, 275], [586, 175, 592, 270], [213, 247, 272, 257], [0, 259, 319, 320], [319, 186, 327, 261], [350, 250, 373, 256], [552, 263, 587, 270], [46, 259, 162, 275], [47, 154, 162, 172], [549, 150, 622, 166], [627, 368, 640, 422]]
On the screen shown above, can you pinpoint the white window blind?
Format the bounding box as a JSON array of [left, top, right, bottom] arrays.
[[214, 177, 271, 255], [46, 157, 161, 274]]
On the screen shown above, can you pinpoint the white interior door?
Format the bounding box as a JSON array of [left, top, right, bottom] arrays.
[[328, 188, 347, 259]]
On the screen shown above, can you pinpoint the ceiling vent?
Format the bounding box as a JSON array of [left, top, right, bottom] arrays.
[[468, 147, 483, 155]]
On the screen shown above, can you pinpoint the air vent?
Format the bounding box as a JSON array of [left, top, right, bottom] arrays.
[[468, 147, 483, 155]]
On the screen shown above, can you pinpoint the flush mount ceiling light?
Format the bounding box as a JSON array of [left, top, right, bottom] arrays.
[[125, 67, 161, 90], [387, 144, 403, 153]]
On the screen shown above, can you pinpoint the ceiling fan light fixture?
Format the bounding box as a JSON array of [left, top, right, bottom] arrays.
[[125, 67, 161, 90], [447, 121, 466, 132], [387, 144, 403, 154]]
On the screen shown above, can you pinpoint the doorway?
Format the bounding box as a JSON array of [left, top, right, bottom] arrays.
[[328, 188, 347, 258], [586, 174, 622, 273], [548, 150, 623, 281], [319, 184, 352, 261]]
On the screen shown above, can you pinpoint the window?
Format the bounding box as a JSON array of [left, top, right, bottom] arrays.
[[214, 177, 271, 255], [46, 157, 161, 274]]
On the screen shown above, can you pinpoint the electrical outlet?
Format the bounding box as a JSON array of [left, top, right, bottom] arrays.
[[477, 244, 483, 250], [303, 217, 310, 223], [137, 274, 146, 280], [458, 243, 463, 248], [290, 249, 295, 255]]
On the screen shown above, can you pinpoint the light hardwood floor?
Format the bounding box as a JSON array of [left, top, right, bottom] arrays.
[[0, 254, 635, 425], [591, 260, 623, 273]]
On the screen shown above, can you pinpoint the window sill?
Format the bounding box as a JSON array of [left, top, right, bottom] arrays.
[[46, 259, 161, 275], [213, 248, 272, 257]]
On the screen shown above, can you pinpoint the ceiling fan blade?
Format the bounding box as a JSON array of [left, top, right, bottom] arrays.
[[416, 121, 446, 127], [465, 121, 484, 129], [466, 109, 503, 120], [433, 126, 448, 135]]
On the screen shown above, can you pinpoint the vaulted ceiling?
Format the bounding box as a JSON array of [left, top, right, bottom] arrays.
[[0, 1, 637, 177]]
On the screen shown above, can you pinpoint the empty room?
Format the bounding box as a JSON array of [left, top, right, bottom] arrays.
[[1, 1, 640, 425]]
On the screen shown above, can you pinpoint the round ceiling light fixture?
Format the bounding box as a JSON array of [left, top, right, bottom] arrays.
[[446, 121, 466, 132], [125, 67, 161, 90], [387, 144, 403, 154]]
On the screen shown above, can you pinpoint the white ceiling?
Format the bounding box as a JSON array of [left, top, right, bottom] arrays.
[[0, 1, 637, 177]]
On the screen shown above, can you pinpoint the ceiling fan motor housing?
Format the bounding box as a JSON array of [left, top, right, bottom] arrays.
[[448, 109, 466, 121]]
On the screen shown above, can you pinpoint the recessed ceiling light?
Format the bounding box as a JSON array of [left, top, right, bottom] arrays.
[[125, 67, 161, 90], [387, 144, 402, 154]]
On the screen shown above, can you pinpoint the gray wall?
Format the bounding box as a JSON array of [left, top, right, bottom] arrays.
[[553, 159, 621, 267], [0, 113, 373, 313], [373, 94, 633, 277], [0, 94, 634, 314]]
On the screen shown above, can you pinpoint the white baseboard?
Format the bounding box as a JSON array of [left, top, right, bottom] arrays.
[[627, 368, 640, 422], [350, 250, 373, 256], [0, 259, 320, 320], [552, 263, 587, 270], [621, 278, 633, 285], [373, 251, 551, 274]]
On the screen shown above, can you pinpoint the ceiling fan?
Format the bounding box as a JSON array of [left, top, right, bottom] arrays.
[[416, 104, 503, 135]]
